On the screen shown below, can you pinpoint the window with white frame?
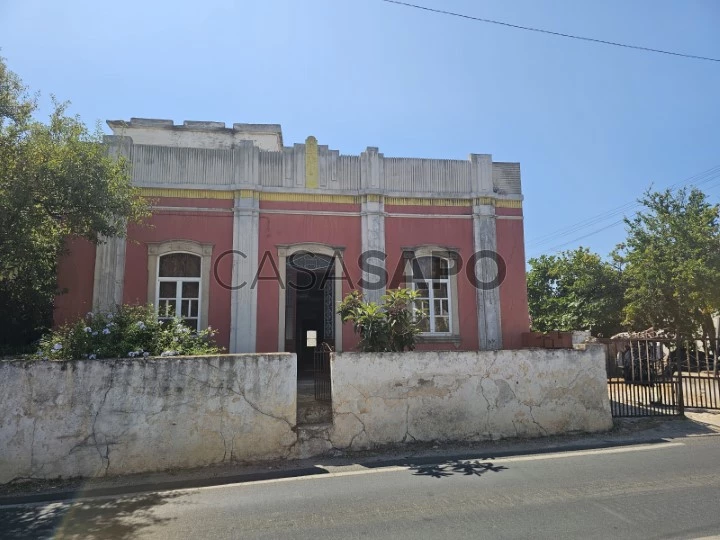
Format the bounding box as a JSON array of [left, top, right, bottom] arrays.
[[410, 256, 452, 334], [157, 252, 202, 330]]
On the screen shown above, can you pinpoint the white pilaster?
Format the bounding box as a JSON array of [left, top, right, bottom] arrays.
[[92, 236, 127, 312], [230, 196, 259, 353], [471, 153, 502, 350], [361, 197, 386, 304], [360, 147, 386, 303]]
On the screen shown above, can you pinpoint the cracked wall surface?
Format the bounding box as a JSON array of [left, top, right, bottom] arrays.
[[329, 346, 612, 450], [0, 354, 297, 484]]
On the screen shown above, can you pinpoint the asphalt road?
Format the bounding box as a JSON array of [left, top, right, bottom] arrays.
[[2, 436, 719, 540]]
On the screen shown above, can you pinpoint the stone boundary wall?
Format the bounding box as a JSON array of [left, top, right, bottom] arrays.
[[0, 354, 296, 484], [329, 346, 612, 450]]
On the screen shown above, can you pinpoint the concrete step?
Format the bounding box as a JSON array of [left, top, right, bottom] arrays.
[[297, 401, 332, 425]]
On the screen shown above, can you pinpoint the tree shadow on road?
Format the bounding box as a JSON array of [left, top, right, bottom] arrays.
[[0, 491, 185, 540], [409, 459, 508, 479]]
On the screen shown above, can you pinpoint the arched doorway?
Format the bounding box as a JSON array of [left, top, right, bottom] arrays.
[[283, 250, 337, 377]]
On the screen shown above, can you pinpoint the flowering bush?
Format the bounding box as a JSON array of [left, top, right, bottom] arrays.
[[36, 305, 222, 361], [338, 289, 426, 352]]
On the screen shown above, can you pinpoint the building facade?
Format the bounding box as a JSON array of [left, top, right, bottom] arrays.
[[55, 119, 530, 364]]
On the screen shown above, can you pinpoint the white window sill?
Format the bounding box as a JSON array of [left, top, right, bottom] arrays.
[[416, 334, 461, 344]]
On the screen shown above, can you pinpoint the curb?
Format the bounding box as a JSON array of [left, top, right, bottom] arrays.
[[1, 433, 706, 507]]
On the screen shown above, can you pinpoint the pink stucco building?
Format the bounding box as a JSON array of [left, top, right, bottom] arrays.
[[55, 119, 530, 369]]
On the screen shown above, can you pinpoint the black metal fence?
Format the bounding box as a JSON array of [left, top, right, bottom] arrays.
[[605, 337, 720, 417], [671, 338, 719, 410], [313, 342, 333, 402]]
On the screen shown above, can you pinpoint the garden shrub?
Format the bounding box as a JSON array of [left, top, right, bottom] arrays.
[[36, 304, 222, 361], [338, 288, 425, 352]]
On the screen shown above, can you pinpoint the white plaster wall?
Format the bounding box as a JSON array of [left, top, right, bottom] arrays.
[[329, 346, 612, 450], [0, 354, 296, 483], [112, 126, 281, 151]]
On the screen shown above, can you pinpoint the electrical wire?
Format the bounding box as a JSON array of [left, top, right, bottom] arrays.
[[527, 166, 720, 250], [526, 168, 720, 257], [382, 0, 720, 63]]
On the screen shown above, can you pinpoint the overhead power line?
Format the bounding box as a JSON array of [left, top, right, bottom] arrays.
[[526, 166, 720, 257], [382, 0, 720, 63], [527, 165, 720, 249], [533, 220, 627, 256]]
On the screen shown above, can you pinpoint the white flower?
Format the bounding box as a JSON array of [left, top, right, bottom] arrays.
[[92, 331, 98, 337], [88, 353, 97, 360], [52, 343, 62, 351], [143, 352, 150, 358], [136, 321, 146, 330], [84, 327, 92, 333], [107, 313, 114, 320], [86, 311, 94, 318], [128, 351, 136, 358], [102, 328, 110, 335]]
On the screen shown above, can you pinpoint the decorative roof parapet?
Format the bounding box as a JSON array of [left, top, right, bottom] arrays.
[[107, 118, 283, 135], [103, 124, 522, 200]]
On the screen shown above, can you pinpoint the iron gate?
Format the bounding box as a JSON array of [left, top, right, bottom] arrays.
[[313, 342, 333, 402], [606, 337, 720, 417], [670, 338, 720, 410], [606, 339, 681, 417]]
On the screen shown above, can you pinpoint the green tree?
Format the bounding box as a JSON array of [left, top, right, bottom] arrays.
[[0, 58, 148, 350], [527, 247, 625, 336], [615, 187, 720, 341], [338, 289, 425, 352]]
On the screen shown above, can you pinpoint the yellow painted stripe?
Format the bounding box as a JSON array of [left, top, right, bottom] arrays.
[[475, 197, 494, 206], [140, 188, 234, 200], [385, 197, 472, 207], [260, 192, 360, 204], [496, 199, 522, 208], [305, 136, 319, 189]]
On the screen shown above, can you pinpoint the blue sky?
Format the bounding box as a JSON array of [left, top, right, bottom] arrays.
[[2, 0, 718, 261]]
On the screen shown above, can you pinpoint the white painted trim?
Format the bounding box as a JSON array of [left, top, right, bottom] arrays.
[[260, 209, 477, 220], [473, 204, 503, 350], [385, 213, 471, 219], [403, 247, 461, 340], [147, 240, 213, 330], [230, 197, 259, 353], [260, 209, 361, 217], [150, 206, 516, 220], [361, 199, 386, 304], [156, 277, 202, 331]]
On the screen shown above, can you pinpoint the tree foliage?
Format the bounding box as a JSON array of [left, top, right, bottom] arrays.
[[615, 188, 720, 340], [338, 289, 426, 352], [527, 247, 625, 336], [0, 58, 148, 349]]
